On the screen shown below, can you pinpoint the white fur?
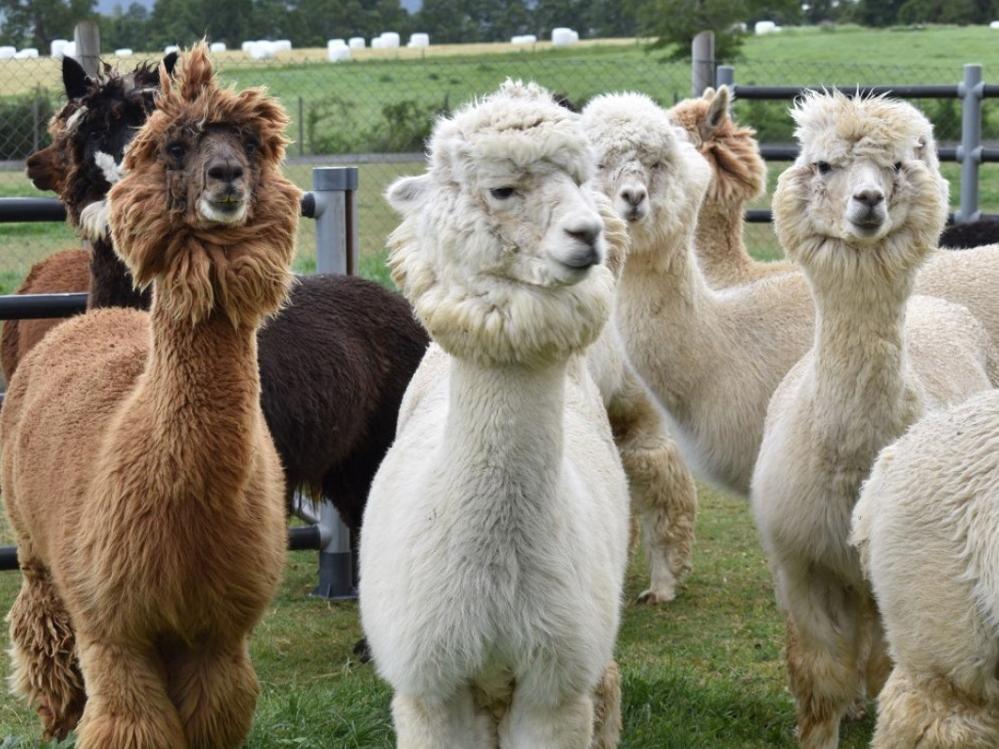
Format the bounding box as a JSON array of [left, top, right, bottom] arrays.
[[751, 91, 998, 749], [78, 199, 109, 241], [586, 91, 999, 499], [852, 390, 999, 747], [93, 150, 124, 186], [359, 81, 629, 748], [197, 196, 248, 225]]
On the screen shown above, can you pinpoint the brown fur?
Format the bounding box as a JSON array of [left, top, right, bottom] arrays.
[[0, 248, 91, 382], [1, 43, 296, 747], [669, 87, 794, 287]]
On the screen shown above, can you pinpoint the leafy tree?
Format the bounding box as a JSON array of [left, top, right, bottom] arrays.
[[637, 0, 748, 60], [100, 2, 152, 50], [0, 0, 96, 49], [848, 0, 907, 26], [416, 0, 530, 42]]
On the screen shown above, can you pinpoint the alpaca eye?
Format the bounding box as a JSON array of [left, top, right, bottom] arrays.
[[816, 161, 832, 175], [893, 161, 904, 172], [167, 142, 185, 160], [244, 139, 260, 156], [651, 161, 664, 170], [490, 187, 515, 200]]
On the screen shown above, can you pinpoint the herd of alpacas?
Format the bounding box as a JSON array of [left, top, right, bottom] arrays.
[[1, 39, 999, 749]]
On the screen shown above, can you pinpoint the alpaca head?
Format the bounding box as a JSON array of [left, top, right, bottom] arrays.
[[773, 91, 948, 281], [581, 92, 711, 254], [669, 86, 767, 207], [386, 79, 615, 367], [108, 42, 300, 327], [27, 54, 177, 240]]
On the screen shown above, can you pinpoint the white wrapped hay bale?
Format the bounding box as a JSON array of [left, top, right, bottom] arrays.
[[349, 37, 365, 49], [371, 37, 384, 49], [551, 27, 577, 46], [274, 39, 292, 52], [164, 44, 180, 54], [50, 39, 69, 58], [0, 47, 16, 60], [327, 38, 346, 48], [248, 41, 276, 60], [990, 20, 999, 28], [511, 34, 537, 44], [408, 33, 430, 47], [380, 32, 400, 48], [114, 48, 134, 58], [14, 48, 39, 59], [210, 42, 227, 53], [755, 20, 776, 34], [241, 40, 254, 53], [328, 45, 352, 62], [62, 41, 77, 58]]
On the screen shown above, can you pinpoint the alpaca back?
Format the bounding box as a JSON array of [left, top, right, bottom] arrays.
[[853, 388, 999, 699]]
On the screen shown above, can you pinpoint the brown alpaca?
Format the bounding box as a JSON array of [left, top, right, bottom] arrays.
[[669, 86, 794, 287], [1, 43, 297, 748], [0, 247, 90, 381]]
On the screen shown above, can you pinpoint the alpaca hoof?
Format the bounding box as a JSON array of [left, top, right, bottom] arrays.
[[845, 699, 868, 722], [636, 587, 676, 605], [352, 637, 372, 663]]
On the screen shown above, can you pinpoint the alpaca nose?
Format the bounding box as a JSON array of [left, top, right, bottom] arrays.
[[207, 159, 244, 184], [565, 225, 600, 250], [853, 188, 884, 209], [620, 186, 647, 207]]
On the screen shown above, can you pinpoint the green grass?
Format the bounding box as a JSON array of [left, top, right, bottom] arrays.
[[0, 483, 875, 748]]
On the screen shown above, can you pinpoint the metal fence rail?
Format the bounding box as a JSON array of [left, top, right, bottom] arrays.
[[0, 167, 360, 601], [716, 62, 997, 225]]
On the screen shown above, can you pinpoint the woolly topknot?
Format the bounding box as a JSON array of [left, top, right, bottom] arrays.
[[581, 92, 680, 159], [429, 78, 594, 188], [791, 90, 938, 171]]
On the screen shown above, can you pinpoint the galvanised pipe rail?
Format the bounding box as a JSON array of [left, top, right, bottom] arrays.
[[745, 209, 998, 225], [760, 145, 969, 163], [728, 83, 960, 100], [0, 524, 328, 571], [0, 292, 87, 319]]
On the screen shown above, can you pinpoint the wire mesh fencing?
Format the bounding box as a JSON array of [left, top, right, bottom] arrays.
[[0, 45, 993, 291]]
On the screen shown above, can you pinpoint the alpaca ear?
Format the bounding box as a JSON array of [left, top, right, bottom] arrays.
[[62, 55, 91, 100], [701, 86, 716, 100], [161, 51, 179, 79], [705, 86, 730, 134], [386, 175, 431, 215]]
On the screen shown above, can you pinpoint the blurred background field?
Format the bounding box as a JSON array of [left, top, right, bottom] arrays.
[[0, 25, 997, 293]]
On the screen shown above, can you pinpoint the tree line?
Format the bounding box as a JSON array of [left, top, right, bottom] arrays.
[[1, 0, 997, 56]]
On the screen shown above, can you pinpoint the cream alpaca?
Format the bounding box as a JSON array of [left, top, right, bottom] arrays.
[[669, 85, 794, 286], [752, 91, 997, 749], [586, 199, 697, 605], [586, 91, 999, 498], [852, 389, 999, 748], [2, 44, 295, 747], [359, 81, 629, 748]]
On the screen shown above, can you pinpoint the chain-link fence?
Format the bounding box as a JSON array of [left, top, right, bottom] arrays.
[[0, 44, 994, 291]]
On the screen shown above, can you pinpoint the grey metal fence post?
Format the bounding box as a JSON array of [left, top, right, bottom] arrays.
[[692, 31, 715, 97], [309, 166, 361, 600], [716, 64, 735, 89], [957, 63, 984, 224], [73, 21, 101, 77]]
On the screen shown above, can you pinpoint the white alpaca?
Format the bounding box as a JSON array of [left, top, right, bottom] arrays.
[[752, 92, 998, 749], [586, 209, 697, 605], [359, 81, 629, 749], [585, 90, 999, 498], [668, 85, 794, 287], [851, 389, 999, 749]]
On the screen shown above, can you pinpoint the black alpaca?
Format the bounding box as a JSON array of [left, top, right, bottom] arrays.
[[939, 217, 999, 250]]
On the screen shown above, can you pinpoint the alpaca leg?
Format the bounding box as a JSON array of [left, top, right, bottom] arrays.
[[5, 562, 85, 740], [166, 638, 259, 749], [392, 689, 494, 749], [783, 574, 866, 749], [872, 668, 999, 749], [609, 374, 696, 605], [75, 637, 185, 749], [502, 688, 594, 749], [590, 660, 622, 749]]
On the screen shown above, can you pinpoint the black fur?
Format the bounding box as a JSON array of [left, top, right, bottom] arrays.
[[939, 218, 999, 250]]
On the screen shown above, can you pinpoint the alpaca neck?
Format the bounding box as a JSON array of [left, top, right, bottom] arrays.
[[442, 356, 565, 525], [810, 269, 916, 454], [126, 298, 262, 508], [88, 235, 150, 310], [617, 229, 721, 416], [694, 198, 752, 283]]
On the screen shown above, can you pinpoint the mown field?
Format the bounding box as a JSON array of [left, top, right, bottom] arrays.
[[0, 26, 994, 746], [0, 483, 876, 748]]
